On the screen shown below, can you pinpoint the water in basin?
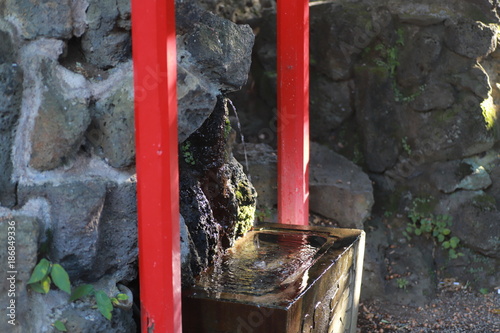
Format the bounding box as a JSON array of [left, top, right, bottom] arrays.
[[196, 229, 331, 297]]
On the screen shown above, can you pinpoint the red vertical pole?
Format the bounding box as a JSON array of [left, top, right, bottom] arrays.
[[277, 0, 310, 225], [131, 0, 182, 332]]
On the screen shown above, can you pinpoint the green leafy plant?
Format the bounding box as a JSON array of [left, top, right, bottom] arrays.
[[27, 258, 71, 295], [403, 197, 463, 259], [28, 259, 129, 322], [181, 141, 195, 165], [53, 320, 67, 332], [479, 288, 489, 295], [373, 29, 425, 103], [396, 278, 409, 290], [401, 136, 412, 155], [70, 284, 129, 320]]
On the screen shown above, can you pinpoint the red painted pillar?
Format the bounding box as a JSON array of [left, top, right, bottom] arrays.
[[131, 0, 182, 332], [277, 0, 310, 225]]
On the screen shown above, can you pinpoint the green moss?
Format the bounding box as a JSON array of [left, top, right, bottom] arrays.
[[224, 115, 232, 140], [472, 193, 497, 212], [481, 95, 499, 137], [255, 206, 275, 222], [410, 196, 436, 217], [433, 107, 460, 125], [233, 180, 256, 238], [235, 204, 255, 236], [360, 27, 425, 103]]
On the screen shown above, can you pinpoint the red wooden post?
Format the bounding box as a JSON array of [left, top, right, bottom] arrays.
[[277, 0, 310, 225], [131, 0, 182, 332]]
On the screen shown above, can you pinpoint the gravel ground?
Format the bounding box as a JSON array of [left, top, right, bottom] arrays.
[[357, 288, 500, 332], [309, 213, 499, 332]]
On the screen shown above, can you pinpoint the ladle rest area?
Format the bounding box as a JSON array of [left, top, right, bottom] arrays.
[[182, 223, 365, 333]]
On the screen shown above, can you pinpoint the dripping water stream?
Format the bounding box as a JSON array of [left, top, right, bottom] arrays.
[[227, 98, 251, 181]]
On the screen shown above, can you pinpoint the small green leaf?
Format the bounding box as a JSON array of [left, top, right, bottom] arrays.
[[29, 282, 47, 294], [406, 227, 413, 233], [53, 320, 67, 332], [437, 234, 445, 243], [449, 249, 458, 259], [116, 293, 129, 301], [450, 236, 460, 248], [70, 284, 95, 302], [442, 228, 451, 236], [95, 290, 113, 320], [51, 264, 71, 294], [442, 241, 450, 249], [415, 229, 422, 236], [479, 288, 489, 295], [40, 275, 52, 294], [28, 258, 51, 284]]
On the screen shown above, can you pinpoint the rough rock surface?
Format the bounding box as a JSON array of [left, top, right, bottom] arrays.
[[176, 3, 255, 142], [29, 61, 91, 171], [0, 41, 22, 207], [437, 191, 500, 258], [444, 19, 497, 59], [91, 181, 138, 282], [233, 143, 278, 209], [87, 66, 135, 168], [18, 181, 107, 280], [0, 215, 39, 333], [180, 97, 257, 282], [309, 142, 374, 229], [4, 0, 74, 39], [310, 75, 353, 142], [431, 159, 492, 193], [82, 0, 131, 68]]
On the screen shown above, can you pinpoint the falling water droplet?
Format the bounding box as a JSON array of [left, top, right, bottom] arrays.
[[227, 98, 251, 181]]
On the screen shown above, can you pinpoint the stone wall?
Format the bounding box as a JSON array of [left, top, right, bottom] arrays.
[[0, 0, 255, 331]]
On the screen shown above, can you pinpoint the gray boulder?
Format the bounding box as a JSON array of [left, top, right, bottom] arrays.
[[437, 190, 500, 258], [87, 65, 135, 169], [0, 61, 23, 207], [310, 3, 392, 81], [309, 142, 374, 229], [445, 19, 497, 59], [0, 25, 22, 208], [0, 214, 39, 332], [91, 181, 138, 282], [81, 0, 130, 69], [177, 62, 219, 143], [176, 3, 254, 142], [431, 159, 492, 193], [29, 61, 91, 171], [354, 65, 402, 172], [18, 181, 107, 280], [310, 75, 353, 142], [233, 143, 277, 209], [4, 0, 73, 39], [177, 3, 254, 91]]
